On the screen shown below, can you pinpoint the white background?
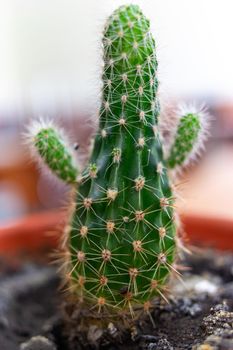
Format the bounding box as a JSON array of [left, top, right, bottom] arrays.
[[1, 0, 233, 115]]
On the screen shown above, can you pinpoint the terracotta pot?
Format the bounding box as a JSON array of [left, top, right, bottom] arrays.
[[0, 211, 64, 258], [181, 214, 233, 250], [0, 210, 232, 257]]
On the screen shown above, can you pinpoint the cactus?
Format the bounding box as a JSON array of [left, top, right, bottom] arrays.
[[28, 120, 78, 183], [166, 106, 208, 170], [27, 5, 208, 320]]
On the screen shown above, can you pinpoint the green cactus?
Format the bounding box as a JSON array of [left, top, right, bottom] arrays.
[[167, 112, 202, 169], [28, 5, 208, 319], [66, 4, 178, 314], [29, 120, 78, 183]]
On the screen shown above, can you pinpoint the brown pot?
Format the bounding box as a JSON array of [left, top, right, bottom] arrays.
[[0, 210, 232, 257], [182, 214, 233, 250], [0, 211, 63, 258]]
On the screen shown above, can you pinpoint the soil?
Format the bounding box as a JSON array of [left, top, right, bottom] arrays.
[[0, 249, 232, 350]]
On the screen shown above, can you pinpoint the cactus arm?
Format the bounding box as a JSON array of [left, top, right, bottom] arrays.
[[165, 108, 208, 170], [28, 120, 78, 184]]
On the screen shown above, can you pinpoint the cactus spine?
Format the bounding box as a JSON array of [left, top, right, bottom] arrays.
[[28, 5, 208, 318]]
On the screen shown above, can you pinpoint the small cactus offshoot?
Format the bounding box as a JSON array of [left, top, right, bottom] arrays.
[[166, 106, 209, 170], [28, 120, 78, 183], [27, 5, 208, 319]]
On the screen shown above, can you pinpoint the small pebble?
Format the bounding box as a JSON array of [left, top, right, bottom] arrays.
[[220, 282, 233, 299], [156, 338, 174, 350], [195, 280, 218, 295], [173, 275, 219, 295], [210, 302, 229, 313], [194, 329, 233, 350], [202, 303, 233, 335], [87, 325, 103, 344], [20, 335, 57, 350]]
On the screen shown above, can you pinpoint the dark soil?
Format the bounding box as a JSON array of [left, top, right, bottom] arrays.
[[0, 249, 233, 350]]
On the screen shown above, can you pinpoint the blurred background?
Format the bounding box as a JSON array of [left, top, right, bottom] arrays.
[[0, 0, 233, 229]]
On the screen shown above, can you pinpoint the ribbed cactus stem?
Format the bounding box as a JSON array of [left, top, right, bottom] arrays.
[[29, 121, 78, 183], [68, 5, 176, 314]]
